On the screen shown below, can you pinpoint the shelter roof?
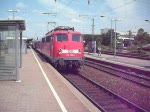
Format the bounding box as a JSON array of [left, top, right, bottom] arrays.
[[0, 20, 26, 31]]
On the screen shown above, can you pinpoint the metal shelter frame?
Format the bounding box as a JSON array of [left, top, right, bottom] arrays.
[[0, 20, 26, 81]]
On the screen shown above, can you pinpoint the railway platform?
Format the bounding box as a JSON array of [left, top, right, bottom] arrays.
[[0, 49, 100, 112], [85, 52, 150, 72]]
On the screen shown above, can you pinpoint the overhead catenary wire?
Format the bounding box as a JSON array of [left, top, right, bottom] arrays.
[[51, 0, 74, 21], [15, 0, 149, 36], [136, 0, 150, 5], [102, 0, 136, 14]]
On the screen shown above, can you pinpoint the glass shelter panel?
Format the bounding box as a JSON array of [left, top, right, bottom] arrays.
[[0, 26, 18, 80]]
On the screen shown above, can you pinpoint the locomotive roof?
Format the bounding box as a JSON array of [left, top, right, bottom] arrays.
[[54, 26, 74, 31], [45, 26, 81, 35], [45, 30, 81, 36]]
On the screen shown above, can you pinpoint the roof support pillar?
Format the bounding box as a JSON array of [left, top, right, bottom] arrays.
[[15, 23, 20, 82]]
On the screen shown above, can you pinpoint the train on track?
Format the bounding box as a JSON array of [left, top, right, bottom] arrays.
[[33, 26, 85, 70]]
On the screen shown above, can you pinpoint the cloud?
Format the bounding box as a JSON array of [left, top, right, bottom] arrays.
[[32, 9, 43, 14], [70, 18, 84, 23], [103, 0, 137, 19], [15, 16, 25, 20], [38, 0, 79, 19], [38, 0, 55, 6], [16, 2, 28, 8], [25, 0, 149, 35], [96, 0, 150, 33], [7, 16, 24, 20], [36, 23, 46, 27]]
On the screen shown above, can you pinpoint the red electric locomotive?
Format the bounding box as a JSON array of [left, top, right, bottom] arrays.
[[36, 26, 84, 70]]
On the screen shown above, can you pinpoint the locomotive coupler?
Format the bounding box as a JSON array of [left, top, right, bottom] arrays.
[[58, 59, 65, 66]]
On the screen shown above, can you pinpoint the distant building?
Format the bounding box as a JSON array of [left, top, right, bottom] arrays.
[[101, 28, 137, 42], [101, 28, 111, 34], [117, 30, 137, 41]]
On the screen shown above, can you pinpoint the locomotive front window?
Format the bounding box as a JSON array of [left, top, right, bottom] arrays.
[[72, 35, 82, 42], [56, 34, 68, 42]]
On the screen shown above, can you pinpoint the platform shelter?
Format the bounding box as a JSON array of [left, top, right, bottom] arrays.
[[0, 20, 26, 81]]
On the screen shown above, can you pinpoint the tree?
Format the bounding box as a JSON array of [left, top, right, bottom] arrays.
[[101, 33, 110, 46], [101, 29, 120, 47], [137, 28, 144, 35], [83, 34, 103, 51], [134, 28, 150, 47]]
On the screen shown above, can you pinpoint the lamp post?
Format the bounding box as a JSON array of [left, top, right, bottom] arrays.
[[79, 15, 95, 40], [114, 20, 117, 58], [79, 15, 96, 53], [91, 18, 95, 41], [0, 33, 1, 55], [100, 16, 122, 54], [8, 10, 20, 20], [111, 19, 113, 51], [112, 19, 121, 58], [100, 16, 113, 51]]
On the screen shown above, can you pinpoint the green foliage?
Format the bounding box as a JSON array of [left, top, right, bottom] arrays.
[[83, 28, 150, 52], [83, 34, 103, 47], [83, 29, 117, 51], [130, 46, 146, 56], [101, 34, 110, 46], [134, 28, 150, 46], [130, 46, 139, 53]]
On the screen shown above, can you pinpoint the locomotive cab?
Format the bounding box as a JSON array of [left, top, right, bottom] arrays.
[[39, 26, 84, 70], [53, 26, 84, 70]]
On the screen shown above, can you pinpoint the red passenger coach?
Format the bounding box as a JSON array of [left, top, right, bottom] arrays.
[[38, 26, 85, 70], [33, 41, 41, 52]]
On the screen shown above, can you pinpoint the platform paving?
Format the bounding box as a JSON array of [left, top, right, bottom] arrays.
[[0, 49, 100, 112], [85, 52, 150, 71]]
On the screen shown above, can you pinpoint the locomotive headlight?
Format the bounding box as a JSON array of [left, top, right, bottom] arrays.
[[59, 48, 62, 54], [78, 49, 81, 54]]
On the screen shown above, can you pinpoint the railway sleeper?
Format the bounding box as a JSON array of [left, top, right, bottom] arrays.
[[89, 94, 111, 101], [99, 100, 121, 106], [79, 86, 100, 90], [102, 104, 129, 111], [82, 88, 99, 91], [86, 92, 108, 97], [111, 109, 136, 112], [75, 83, 94, 87], [71, 81, 87, 85], [80, 88, 103, 93], [94, 96, 115, 102], [73, 84, 95, 89], [75, 83, 93, 87], [83, 88, 102, 91], [68, 81, 89, 85], [88, 94, 109, 99]]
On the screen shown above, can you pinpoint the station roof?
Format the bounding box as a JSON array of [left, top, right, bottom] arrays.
[[6, 36, 27, 40], [0, 20, 26, 31]]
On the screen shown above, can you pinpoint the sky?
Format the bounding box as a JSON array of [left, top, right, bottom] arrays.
[[0, 0, 150, 39]]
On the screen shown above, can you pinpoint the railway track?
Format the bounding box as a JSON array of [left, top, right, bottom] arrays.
[[62, 71, 147, 112], [85, 58, 150, 88], [100, 51, 150, 60], [35, 49, 149, 111]]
